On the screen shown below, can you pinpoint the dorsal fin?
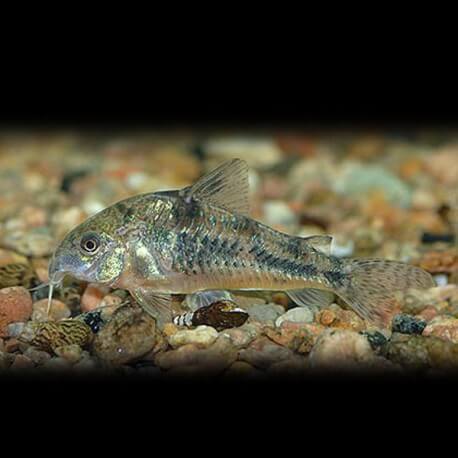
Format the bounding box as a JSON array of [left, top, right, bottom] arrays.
[[303, 235, 333, 255], [180, 159, 250, 215]]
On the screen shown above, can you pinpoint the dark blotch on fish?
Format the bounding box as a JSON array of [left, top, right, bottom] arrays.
[[392, 314, 427, 335]]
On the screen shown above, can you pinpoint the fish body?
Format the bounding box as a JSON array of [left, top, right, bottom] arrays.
[[49, 159, 434, 328]]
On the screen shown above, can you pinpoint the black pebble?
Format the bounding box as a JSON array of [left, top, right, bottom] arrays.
[[361, 331, 388, 349], [421, 232, 455, 244], [81, 311, 104, 334], [60, 170, 89, 193], [392, 314, 427, 335]]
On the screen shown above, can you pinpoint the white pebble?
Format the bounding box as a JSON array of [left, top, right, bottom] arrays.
[[434, 274, 448, 287]]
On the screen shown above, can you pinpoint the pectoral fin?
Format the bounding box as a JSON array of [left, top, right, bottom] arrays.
[[130, 288, 174, 327], [184, 290, 234, 311]]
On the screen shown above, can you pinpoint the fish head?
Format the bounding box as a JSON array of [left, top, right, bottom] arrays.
[[48, 209, 126, 286]]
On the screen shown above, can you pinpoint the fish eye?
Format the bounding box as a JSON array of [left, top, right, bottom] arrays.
[[80, 233, 101, 255]]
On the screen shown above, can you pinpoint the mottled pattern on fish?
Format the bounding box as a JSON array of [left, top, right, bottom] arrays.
[[114, 193, 338, 293], [48, 159, 435, 328]]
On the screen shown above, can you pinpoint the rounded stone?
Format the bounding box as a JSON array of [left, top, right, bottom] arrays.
[[92, 305, 156, 365], [0, 287, 33, 337], [275, 307, 314, 327], [167, 325, 218, 349], [32, 299, 71, 322]]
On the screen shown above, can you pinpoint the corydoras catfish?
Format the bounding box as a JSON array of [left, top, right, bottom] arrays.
[[47, 159, 434, 328]]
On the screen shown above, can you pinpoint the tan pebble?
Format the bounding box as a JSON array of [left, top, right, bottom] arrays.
[[423, 316, 458, 344], [320, 309, 336, 326], [42, 357, 73, 371], [99, 293, 123, 308], [168, 326, 218, 349], [162, 322, 178, 337], [81, 284, 110, 312], [10, 354, 34, 369], [0, 338, 4, 352], [0, 249, 28, 266], [20, 206, 47, 228], [417, 306, 439, 322], [30, 258, 50, 283], [154, 344, 200, 370], [54, 344, 83, 364], [32, 298, 71, 322], [0, 287, 33, 337]]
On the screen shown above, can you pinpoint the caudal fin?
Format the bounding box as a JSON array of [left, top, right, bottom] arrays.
[[336, 259, 434, 328]]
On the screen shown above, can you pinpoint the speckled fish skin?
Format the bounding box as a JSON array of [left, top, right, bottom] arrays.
[[49, 159, 434, 328]]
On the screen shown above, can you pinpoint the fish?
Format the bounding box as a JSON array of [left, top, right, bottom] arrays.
[[47, 158, 434, 329]]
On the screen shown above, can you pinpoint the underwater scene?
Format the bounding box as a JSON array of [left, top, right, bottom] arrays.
[[0, 129, 457, 378]]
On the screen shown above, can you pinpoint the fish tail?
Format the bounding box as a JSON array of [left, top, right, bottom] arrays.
[[334, 258, 434, 328]]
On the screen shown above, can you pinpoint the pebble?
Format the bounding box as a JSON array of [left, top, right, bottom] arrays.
[[275, 307, 314, 327], [204, 137, 282, 168], [23, 347, 52, 365], [10, 354, 34, 369], [415, 249, 458, 274], [392, 314, 427, 335], [54, 344, 83, 364], [41, 357, 73, 371], [167, 325, 218, 349], [2, 228, 55, 257], [0, 287, 33, 337], [81, 284, 111, 312], [0, 351, 14, 369], [402, 285, 457, 314], [423, 316, 458, 344], [244, 303, 285, 325], [382, 333, 458, 370], [333, 163, 412, 208], [7, 322, 25, 338], [262, 201, 298, 227], [264, 322, 320, 353], [92, 305, 156, 365], [361, 331, 388, 350], [155, 335, 238, 375], [220, 323, 261, 348], [308, 329, 388, 371], [434, 274, 449, 287], [0, 249, 28, 266], [238, 337, 296, 370], [318, 304, 366, 332], [32, 299, 71, 322], [4, 338, 19, 353]]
